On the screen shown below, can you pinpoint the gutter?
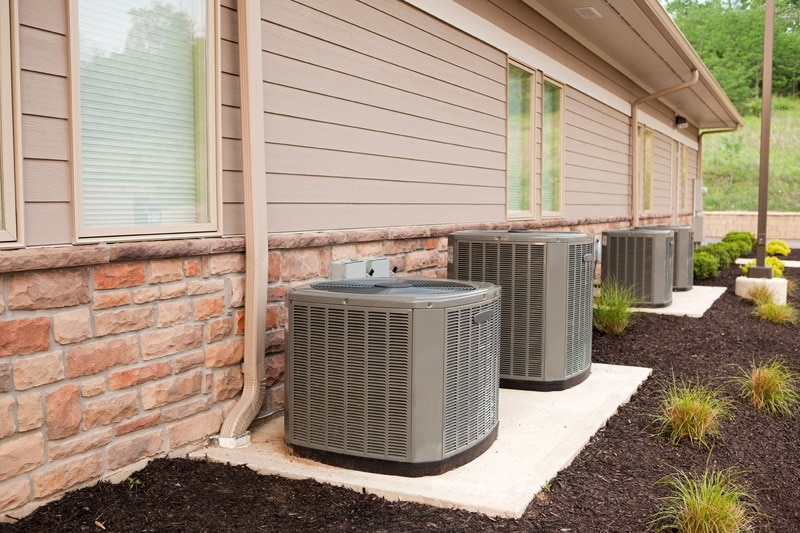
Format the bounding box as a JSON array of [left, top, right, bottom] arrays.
[[217, 0, 268, 448], [630, 69, 699, 226]]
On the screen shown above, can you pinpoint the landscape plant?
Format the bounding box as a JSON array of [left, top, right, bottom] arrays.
[[721, 231, 756, 255], [693, 250, 721, 280], [732, 358, 800, 417], [651, 467, 759, 533], [739, 256, 785, 278], [766, 239, 791, 257], [654, 377, 731, 447], [753, 300, 798, 325], [592, 278, 640, 335]]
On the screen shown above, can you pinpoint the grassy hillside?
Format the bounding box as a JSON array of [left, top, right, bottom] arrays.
[[702, 97, 800, 211]]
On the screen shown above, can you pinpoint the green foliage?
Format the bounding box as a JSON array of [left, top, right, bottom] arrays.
[[739, 256, 786, 278], [651, 467, 759, 533], [693, 250, 721, 280], [766, 239, 791, 257], [732, 358, 800, 417], [753, 300, 798, 325], [654, 378, 731, 447], [698, 243, 733, 268], [592, 279, 641, 335], [721, 232, 756, 254], [744, 283, 775, 306], [702, 100, 800, 211]]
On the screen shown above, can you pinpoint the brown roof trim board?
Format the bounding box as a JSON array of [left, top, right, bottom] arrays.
[[523, 0, 744, 129]]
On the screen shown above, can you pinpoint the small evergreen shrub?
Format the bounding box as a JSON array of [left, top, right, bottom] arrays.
[[733, 358, 800, 417], [651, 468, 759, 533], [592, 279, 641, 335], [766, 239, 791, 257], [722, 231, 756, 254], [654, 378, 731, 447], [693, 250, 721, 280], [739, 256, 785, 278], [702, 243, 735, 268]]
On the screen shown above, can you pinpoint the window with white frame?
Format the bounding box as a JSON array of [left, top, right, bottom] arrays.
[[541, 78, 563, 216], [638, 125, 654, 212], [0, 0, 17, 244], [73, 0, 218, 239], [507, 62, 534, 217]]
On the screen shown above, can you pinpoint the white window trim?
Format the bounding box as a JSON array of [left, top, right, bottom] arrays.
[[541, 76, 564, 218], [68, 0, 223, 243], [507, 60, 535, 220], [0, 0, 20, 246]]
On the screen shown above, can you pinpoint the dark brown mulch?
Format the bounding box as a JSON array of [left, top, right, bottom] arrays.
[[2, 251, 799, 532]]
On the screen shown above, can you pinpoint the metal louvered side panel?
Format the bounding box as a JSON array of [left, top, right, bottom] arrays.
[[443, 298, 500, 456], [565, 242, 594, 377], [288, 303, 412, 461], [608, 234, 654, 300], [453, 241, 544, 380]]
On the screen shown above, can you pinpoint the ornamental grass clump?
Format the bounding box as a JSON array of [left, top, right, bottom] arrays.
[[654, 378, 731, 447], [753, 300, 798, 325], [733, 358, 800, 417], [592, 279, 640, 335], [651, 467, 759, 533]]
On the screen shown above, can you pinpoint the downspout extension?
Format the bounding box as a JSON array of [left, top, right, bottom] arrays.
[[216, 0, 268, 448], [630, 69, 699, 226]]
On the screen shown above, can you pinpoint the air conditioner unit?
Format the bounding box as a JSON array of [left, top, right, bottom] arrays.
[[448, 231, 595, 391], [636, 225, 694, 291], [601, 228, 674, 307], [285, 278, 501, 477]]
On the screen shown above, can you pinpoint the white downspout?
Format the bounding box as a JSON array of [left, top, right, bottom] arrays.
[[217, 0, 268, 448], [630, 69, 699, 226]]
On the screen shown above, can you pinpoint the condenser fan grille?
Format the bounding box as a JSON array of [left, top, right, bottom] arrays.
[[289, 304, 412, 460], [443, 298, 501, 455], [311, 279, 476, 294]]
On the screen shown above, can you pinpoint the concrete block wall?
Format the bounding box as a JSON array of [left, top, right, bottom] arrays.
[[703, 211, 800, 241], [0, 239, 248, 518]]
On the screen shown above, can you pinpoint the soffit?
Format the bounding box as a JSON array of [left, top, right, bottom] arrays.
[[523, 0, 744, 129]]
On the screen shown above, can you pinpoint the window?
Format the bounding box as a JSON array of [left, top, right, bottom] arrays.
[[541, 79, 563, 216], [0, 0, 18, 244], [72, 0, 218, 239], [680, 145, 688, 211], [507, 63, 533, 217], [638, 125, 654, 212]]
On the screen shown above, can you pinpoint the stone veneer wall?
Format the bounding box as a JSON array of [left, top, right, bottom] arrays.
[[703, 211, 800, 241], [0, 238, 252, 518], [1, 214, 679, 517]]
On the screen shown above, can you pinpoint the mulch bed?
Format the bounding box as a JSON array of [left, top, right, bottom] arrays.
[[2, 251, 799, 532]]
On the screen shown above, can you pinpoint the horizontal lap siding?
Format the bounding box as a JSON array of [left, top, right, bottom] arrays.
[[263, 0, 507, 233], [563, 90, 630, 219]]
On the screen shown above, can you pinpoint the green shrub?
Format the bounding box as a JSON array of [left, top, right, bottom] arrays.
[[651, 468, 759, 533], [739, 256, 785, 278], [722, 231, 756, 254], [693, 250, 721, 280], [654, 378, 731, 447], [702, 243, 735, 268], [732, 358, 800, 417], [766, 239, 791, 257], [592, 279, 641, 335]]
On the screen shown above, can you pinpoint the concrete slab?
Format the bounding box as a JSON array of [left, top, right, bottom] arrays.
[[192, 363, 651, 518], [632, 285, 727, 318]]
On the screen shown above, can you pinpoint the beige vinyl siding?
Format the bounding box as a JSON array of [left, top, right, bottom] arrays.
[[262, 0, 507, 233], [220, 0, 244, 236], [562, 89, 630, 219], [18, 2, 71, 245]]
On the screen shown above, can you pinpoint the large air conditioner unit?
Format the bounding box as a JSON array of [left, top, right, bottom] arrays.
[[636, 225, 694, 291], [448, 231, 595, 391], [601, 228, 674, 307], [285, 278, 501, 477]]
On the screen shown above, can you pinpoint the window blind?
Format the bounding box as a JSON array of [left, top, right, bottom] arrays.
[[79, 0, 209, 229]]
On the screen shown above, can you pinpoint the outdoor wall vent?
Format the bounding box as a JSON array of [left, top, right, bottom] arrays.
[[601, 228, 675, 307], [448, 231, 595, 391], [285, 278, 501, 477], [574, 6, 603, 19]]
